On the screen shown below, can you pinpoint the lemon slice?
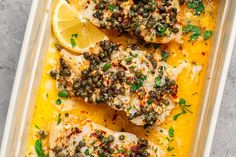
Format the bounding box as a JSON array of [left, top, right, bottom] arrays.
[[52, 0, 107, 53]]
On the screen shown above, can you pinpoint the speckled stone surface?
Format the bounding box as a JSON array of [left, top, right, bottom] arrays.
[[0, 0, 235, 156]]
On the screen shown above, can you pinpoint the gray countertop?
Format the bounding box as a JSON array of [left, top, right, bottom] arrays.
[[0, 0, 235, 156]]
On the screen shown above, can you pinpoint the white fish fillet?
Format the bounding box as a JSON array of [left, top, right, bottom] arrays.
[[69, 0, 182, 43], [49, 116, 166, 157], [55, 40, 178, 126]]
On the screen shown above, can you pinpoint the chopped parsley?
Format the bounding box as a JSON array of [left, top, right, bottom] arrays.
[[70, 38, 76, 48], [167, 146, 174, 152], [56, 98, 62, 105], [84, 149, 90, 155], [130, 75, 147, 91], [153, 43, 161, 50], [173, 98, 193, 120], [103, 63, 111, 71], [183, 24, 201, 41], [35, 125, 40, 129], [58, 89, 68, 98], [161, 50, 169, 62], [203, 30, 213, 40], [156, 23, 167, 36], [188, 0, 205, 16], [72, 33, 78, 38], [147, 98, 154, 104], [169, 127, 174, 138], [107, 4, 115, 11], [35, 140, 46, 157], [154, 77, 161, 87], [57, 113, 62, 125]]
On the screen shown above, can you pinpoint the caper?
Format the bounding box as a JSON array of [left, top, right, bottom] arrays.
[[79, 141, 86, 147], [107, 135, 115, 143], [138, 138, 149, 147], [53, 146, 63, 153], [158, 6, 166, 13], [73, 81, 81, 90], [135, 70, 142, 78], [179, 0, 185, 5], [143, 151, 150, 157], [150, 3, 157, 11], [81, 69, 89, 78], [80, 92, 87, 98], [63, 68, 71, 76], [120, 87, 125, 95], [38, 130, 47, 139], [60, 59, 68, 68], [50, 70, 58, 78], [144, 4, 151, 10], [146, 20, 154, 28], [75, 145, 80, 153], [145, 112, 157, 125], [87, 78, 93, 86], [96, 3, 105, 9], [131, 4, 138, 11], [138, 8, 144, 15], [119, 135, 125, 140], [96, 81, 103, 88], [108, 148, 115, 154], [143, 12, 149, 18]]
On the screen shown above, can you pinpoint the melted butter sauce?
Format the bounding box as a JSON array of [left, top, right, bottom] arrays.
[[26, 1, 219, 156]]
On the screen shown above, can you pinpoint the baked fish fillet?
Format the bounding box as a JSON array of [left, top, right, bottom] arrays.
[[49, 116, 165, 157], [69, 0, 182, 43], [53, 40, 178, 126]]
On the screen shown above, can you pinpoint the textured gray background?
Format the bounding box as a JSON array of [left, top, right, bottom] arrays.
[[0, 0, 235, 156]]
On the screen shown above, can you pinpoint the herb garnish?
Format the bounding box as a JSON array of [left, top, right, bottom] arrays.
[[72, 34, 78, 38], [107, 4, 115, 11], [167, 146, 174, 152], [57, 113, 62, 125], [130, 75, 147, 91], [161, 50, 169, 61], [84, 149, 90, 155], [103, 63, 111, 71], [35, 140, 46, 157], [70, 38, 76, 48], [58, 89, 68, 98], [183, 24, 201, 41], [188, 0, 205, 16], [56, 98, 62, 105], [169, 127, 174, 138], [154, 77, 161, 87], [203, 30, 213, 40], [153, 43, 160, 50], [173, 98, 193, 120]]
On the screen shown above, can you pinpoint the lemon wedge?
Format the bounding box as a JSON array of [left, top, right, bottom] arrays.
[[52, 0, 107, 53]]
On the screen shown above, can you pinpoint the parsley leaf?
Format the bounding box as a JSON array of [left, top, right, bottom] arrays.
[[161, 50, 169, 61], [154, 77, 161, 87], [72, 34, 78, 38], [57, 113, 62, 125], [35, 140, 46, 157], [183, 24, 201, 41], [56, 98, 62, 105], [173, 98, 193, 120], [167, 146, 174, 152], [103, 63, 111, 71], [70, 38, 76, 48], [107, 4, 115, 11], [203, 30, 213, 40], [169, 127, 174, 138], [58, 89, 68, 98], [188, 0, 205, 16], [130, 75, 147, 91]]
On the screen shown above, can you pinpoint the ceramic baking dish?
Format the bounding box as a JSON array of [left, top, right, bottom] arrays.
[[0, 0, 236, 156]]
